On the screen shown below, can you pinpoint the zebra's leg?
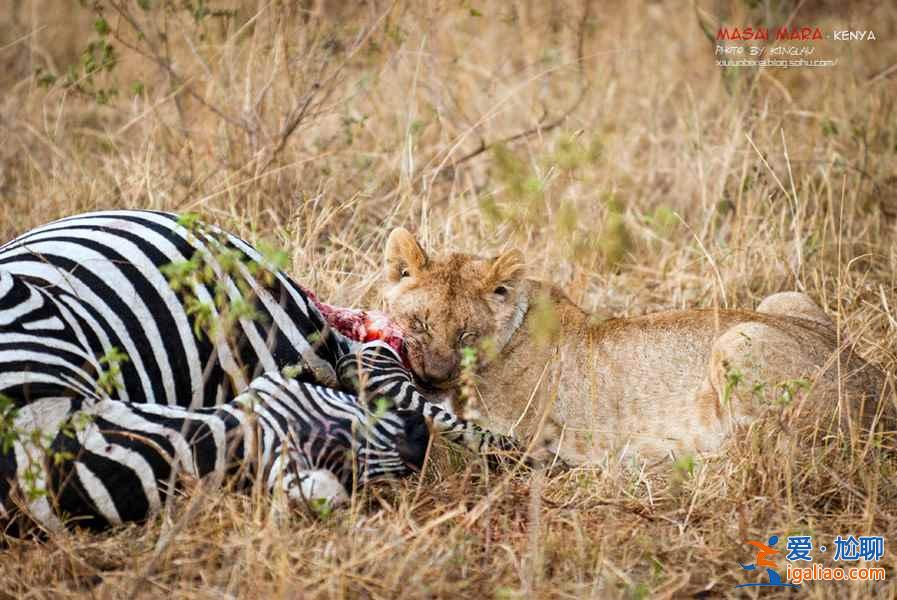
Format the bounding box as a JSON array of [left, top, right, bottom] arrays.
[[2, 368, 425, 530], [244, 372, 426, 484], [34, 398, 239, 528], [335, 341, 533, 464], [1, 393, 261, 529], [261, 432, 348, 510], [45, 396, 343, 527], [0, 396, 80, 533], [111, 392, 355, 516]]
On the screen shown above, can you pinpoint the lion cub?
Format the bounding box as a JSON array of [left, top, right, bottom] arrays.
[[383, 228, 889, 463]]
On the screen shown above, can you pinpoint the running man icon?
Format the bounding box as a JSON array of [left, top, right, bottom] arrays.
[[735, 535, 800, 589]]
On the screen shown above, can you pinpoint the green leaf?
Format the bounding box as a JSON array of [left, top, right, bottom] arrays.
[[281, 364, 303, 379], [94, 18, 110, 36], [35, 69, 57, 88], [176, 212, 201, 231]]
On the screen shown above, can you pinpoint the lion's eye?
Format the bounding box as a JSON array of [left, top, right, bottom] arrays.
[[400, 267, 411, 278], [459, 331, 479, 347], [493, 285, 509, 297]]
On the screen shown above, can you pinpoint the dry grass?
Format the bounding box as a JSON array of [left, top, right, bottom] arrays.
[[1, 0, 897, 597]]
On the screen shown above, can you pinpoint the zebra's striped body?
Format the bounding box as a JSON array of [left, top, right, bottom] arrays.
[[0, 211, 515, 531], [0, 210, 346, 408]]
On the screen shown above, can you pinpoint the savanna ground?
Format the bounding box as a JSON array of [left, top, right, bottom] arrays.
[[1, 0, 897, 597]]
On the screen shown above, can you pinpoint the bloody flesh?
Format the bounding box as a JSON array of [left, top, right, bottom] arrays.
[[301, 286, 407, 365]]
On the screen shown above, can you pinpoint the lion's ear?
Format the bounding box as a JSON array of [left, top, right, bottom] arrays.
[[486, 249, 525, 297], [385, 227, 428, 283]]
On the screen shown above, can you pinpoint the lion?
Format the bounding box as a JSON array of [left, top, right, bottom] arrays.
[[382, 227, 891, 464]]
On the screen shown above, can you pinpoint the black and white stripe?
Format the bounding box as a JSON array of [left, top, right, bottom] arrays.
[[0, 211, 518, 530], [12, 369, 426, 530], [0, 210, 346, 408], [336, 342, 521, 456]]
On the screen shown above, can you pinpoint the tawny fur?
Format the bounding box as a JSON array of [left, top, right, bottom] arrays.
[[383, 228, 890, 463]]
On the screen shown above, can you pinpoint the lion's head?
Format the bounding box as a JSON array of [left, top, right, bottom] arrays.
[[382, 228, 527, 389]]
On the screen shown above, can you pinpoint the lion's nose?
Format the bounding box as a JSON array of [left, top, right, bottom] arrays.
[[422, 349, 460, 383]]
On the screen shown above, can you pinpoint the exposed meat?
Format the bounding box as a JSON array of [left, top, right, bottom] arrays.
[[301, 286, 407, 365]]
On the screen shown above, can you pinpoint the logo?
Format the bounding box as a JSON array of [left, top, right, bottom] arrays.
[[736, 535, 800, 589], [735, 534, 887, 589]]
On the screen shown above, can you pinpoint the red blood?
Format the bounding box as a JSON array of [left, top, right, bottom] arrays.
[[300, 286, 408, 366]]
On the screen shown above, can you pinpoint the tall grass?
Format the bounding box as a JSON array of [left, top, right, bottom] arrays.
[[0, 0, 896, 597]]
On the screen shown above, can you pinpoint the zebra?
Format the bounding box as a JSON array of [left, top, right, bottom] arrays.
[[0, 210, 519, 531], [7, 345, 430, 531]]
